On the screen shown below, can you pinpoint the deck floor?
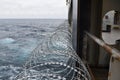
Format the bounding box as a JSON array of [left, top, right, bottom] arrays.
[[91, 67, 109, 80]]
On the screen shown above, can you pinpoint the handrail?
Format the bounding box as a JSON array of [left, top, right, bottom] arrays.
[[85, 31, 120, 61]]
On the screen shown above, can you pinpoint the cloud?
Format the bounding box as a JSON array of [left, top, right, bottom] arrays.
[[0, 0, 68, 19]]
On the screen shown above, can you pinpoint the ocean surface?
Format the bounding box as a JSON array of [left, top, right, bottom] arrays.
[[0, 19, 65, 80], [0, 19, 90, 80]]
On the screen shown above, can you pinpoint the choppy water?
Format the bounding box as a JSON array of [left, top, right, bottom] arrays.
[[0, 19, 90, 80], [0, 19, 65, 79]]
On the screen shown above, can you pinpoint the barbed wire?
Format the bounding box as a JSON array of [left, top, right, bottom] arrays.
[[13, 21, 91, 80]]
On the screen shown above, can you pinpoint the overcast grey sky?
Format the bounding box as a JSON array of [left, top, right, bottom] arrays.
[[0, 0, 68, 19]]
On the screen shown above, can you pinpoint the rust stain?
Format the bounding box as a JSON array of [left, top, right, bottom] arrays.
[[111, 57, 115, 62], [115, 57, 120, 61], [108, 72, 111, 77], [103, 44, 112, 55]]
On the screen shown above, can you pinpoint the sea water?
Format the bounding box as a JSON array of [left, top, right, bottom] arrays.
[[0, 19, 65, 80], [0, 19, 90, 80]]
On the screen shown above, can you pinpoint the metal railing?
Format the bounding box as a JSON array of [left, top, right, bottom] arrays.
[[85, 31, 120, 61]]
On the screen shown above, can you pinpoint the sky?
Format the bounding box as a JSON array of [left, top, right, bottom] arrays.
[[0, 0, 68, 19]]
